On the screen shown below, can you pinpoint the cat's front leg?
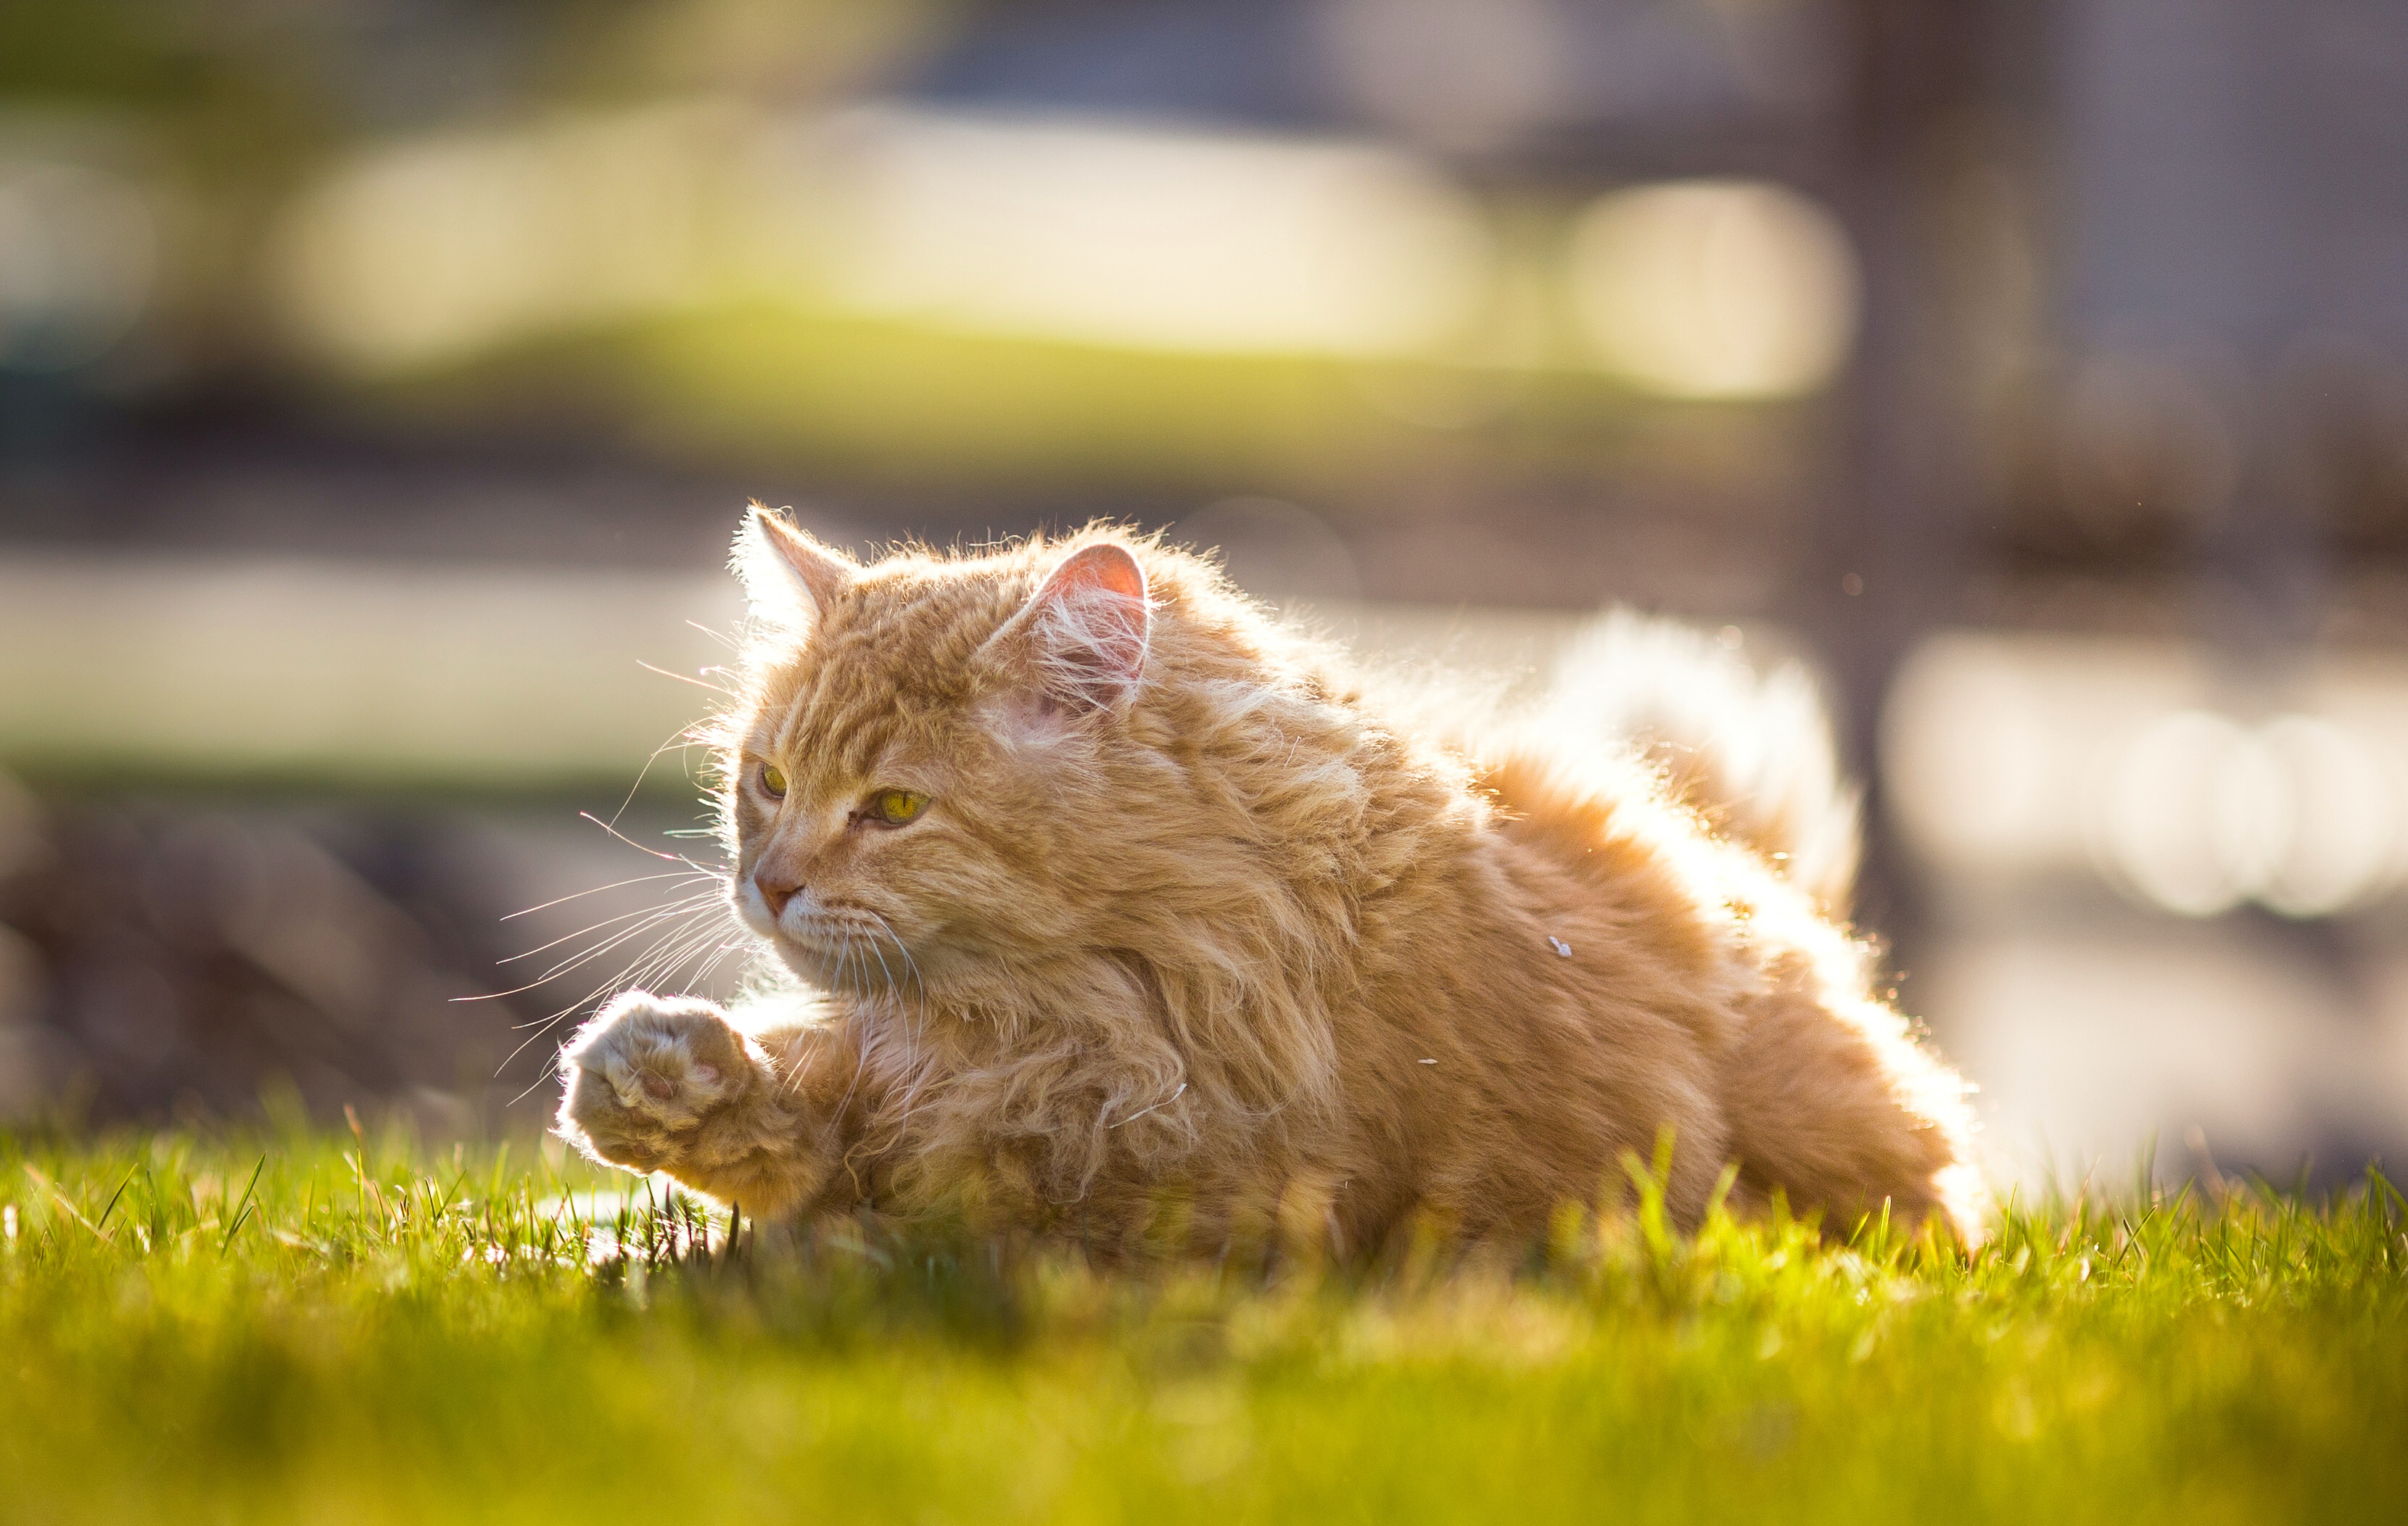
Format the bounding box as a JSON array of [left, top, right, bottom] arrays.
[[556, 991, 830, 1213]]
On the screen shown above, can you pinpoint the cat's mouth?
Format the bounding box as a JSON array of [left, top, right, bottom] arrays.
[[730, 879, 923, 991], [771, 902, 923, 992], [778, 906, 879, 952]]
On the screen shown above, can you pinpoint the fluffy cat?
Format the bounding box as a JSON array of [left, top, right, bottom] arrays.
[[555, 508, 1984, 1251]]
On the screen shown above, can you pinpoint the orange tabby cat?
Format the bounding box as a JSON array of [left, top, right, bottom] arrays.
[[556, 508, 1984, 1250]]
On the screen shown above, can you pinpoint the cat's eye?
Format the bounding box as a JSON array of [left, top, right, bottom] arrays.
[[759, 762, 788, 799], [868, 788, 926, 826]]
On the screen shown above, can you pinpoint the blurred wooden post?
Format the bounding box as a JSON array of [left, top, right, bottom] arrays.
[[1800, 0, 2017, 975]]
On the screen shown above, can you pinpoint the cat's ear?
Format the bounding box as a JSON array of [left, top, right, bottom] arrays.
[[989, 542, 1151, 717], [733, 504, 854, 634]]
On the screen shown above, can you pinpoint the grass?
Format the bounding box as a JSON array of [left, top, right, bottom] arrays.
[[1, 1127, 2402, 1525]]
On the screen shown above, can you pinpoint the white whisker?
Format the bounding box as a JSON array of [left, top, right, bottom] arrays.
[[500, 871, 716, 921], [495, 891, 722, 965]]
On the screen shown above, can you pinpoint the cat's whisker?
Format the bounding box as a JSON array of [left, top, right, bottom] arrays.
[[635, 659, 738, 699], [616, 895, 717, 968], [613, 910, 737, 999], [485, 902, 718, 998], [501, 939, 701, 1048], [861, 911, 927, 999], [656, 920, 740, 984], [854, 920, 918, 1071], [613, 933, 706, 1002], [685, 948, 751, 1006], [500, 871, 717, 922], [683, 618, 740, 652], [864, 937, 902, 1013], [577, 810, 720, 874], [494, 891, 722, 965], [514, 878, 723, 958], [860, 911, 932, 1114], [492, 886, 750, 1092], [599, 719, 727, 833], [841, 928, 864, 1008], [498, 1023, 572, 1087], [685, 934, 750, 983], [481, 888, 728, 1025], [823, 930, 877, 1115]]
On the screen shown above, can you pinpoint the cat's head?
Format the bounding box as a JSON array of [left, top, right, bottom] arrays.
[[717, 506, 1173, 997]]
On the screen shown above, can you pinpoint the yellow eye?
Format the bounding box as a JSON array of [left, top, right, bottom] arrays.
[[872, 789, 925, 825], [759, 762, 788, 798]]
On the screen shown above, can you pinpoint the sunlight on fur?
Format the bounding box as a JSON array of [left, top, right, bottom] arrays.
[[553, 506, 1984, 1255]]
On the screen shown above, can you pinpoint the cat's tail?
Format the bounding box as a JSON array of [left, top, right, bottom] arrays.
[[1541, 611, 1862, 910]]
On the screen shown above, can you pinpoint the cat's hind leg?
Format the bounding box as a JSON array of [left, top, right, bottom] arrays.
[[556, 991, 833, 1214]]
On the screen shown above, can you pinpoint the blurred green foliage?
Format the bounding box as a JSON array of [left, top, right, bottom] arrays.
[[1, 1, 1820, 503], [379, 304, 1817, 495]]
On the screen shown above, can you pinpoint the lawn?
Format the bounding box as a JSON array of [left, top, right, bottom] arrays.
[[1, 1126, 2401, 1525]]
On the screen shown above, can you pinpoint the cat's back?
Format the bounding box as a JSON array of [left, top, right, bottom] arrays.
[[1295, 628, 1980, 1242]]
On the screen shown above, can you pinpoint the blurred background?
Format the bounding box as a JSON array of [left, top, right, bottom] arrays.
[[3, 0, 2405, 1191]]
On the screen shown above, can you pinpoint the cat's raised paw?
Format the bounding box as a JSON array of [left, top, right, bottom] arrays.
[[556, 992, 751, 1171]]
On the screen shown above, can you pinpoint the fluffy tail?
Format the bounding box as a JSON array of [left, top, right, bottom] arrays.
[[1541, 611, 1861, 910]]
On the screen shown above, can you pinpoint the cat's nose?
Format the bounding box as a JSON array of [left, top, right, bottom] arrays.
[[755, 871, 801, 917]]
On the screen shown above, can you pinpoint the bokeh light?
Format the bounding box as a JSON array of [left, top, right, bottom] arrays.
[[1566, 179, 1857, 400], [1887, 635, 2408, 920], [274, 106, 727, 372], [811, 107, 1493, 357], [2091, 709, 2275, 917]]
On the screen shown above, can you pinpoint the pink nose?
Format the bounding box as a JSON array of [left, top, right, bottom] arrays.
[[756, 873, 800, 917]]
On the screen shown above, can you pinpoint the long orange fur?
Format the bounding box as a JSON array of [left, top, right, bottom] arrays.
[[556, 508, 1985, 1252]]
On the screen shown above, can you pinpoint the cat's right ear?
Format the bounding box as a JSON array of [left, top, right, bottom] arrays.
[[733, 505, 854, 635]]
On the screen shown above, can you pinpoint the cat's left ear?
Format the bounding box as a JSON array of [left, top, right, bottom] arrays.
[[734, 504, 854, 635], [990, 542, 1151, 716]]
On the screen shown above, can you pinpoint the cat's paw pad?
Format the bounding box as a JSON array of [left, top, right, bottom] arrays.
[[557, 992, 749, 1168]]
